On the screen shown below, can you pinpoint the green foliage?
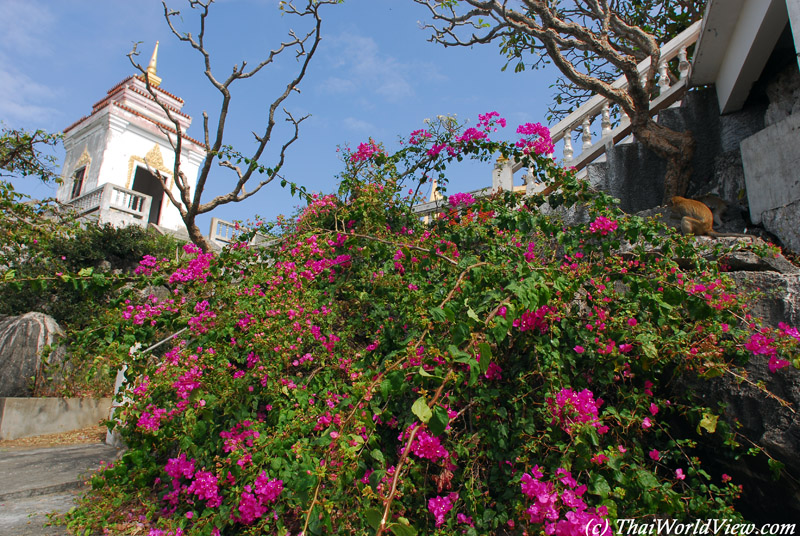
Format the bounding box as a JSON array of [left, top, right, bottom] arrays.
[[0, 217, 180, 330], [0, 170, 182, 395], [62, 122, 797, 535], [0, 125, 62, 183]]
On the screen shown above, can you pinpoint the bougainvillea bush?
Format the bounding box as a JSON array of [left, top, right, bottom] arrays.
[[65, 115, 799, 536]]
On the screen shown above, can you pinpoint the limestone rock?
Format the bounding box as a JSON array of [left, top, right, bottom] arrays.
[[729, 271, 800, 327], [764, 62, 800, 128], [761, 199, 800, 254], [0, 313, 66, 397], [678, 358, 800, 522]]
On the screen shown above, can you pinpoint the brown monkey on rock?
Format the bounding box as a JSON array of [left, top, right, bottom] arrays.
[[668, 196, 752, 238]]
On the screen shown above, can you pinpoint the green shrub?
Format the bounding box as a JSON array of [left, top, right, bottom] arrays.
[[63, 117, 798, 535]]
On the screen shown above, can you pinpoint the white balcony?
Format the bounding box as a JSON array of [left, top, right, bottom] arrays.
[[67, 183, 153, 228]]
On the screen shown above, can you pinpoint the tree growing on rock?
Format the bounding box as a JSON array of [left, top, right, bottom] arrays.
[[411, 0, 705, 202], [128, 0, 340, 251]]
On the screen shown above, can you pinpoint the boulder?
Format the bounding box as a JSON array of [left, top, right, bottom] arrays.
[[0, 312, 66, 397], [677, 258, 800, 522]]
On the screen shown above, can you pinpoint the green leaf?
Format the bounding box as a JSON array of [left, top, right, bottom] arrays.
[[429, 307, 446, 323], [2, 269, 15, 281], [477, 342, 492, 374], [418, 366, 434, 377], [767, 458, 784, 479], [467, 307, 480, 322], [448, 345, 470, 360], [451, 322, 470, 345], [590, 474, 611, 498], [411, 397, 432, 423], [389, 523, 418, 536], [77, 267, 94, 277], [697, 412, 718, 435], [370, 449, 385, 464], [636, 469, 660, 489], [429, 406, 449, 436], [365, 509, 383, 530]]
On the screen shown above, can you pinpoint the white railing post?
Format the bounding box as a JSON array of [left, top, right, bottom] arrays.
[[581, 117, 593, 151], [601, 103, 612, 138], [563, 132, 574, 166], [678, 46, 690, 80], [658, 61, 670, 95]]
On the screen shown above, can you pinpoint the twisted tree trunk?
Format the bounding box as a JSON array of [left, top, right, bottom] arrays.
[[632, 117, 695, 203]]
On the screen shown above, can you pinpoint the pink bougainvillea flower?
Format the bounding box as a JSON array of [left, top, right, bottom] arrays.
[[448, 192, 476, 208], [428, 492, 459, 527], [515, 122, 554, 155], [588, 216, 618, 236], [349, 139, 384, 163]]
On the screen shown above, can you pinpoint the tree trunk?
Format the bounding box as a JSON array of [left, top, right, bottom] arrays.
[[184, 214, 213, 252], [632, 117, 696, 203]]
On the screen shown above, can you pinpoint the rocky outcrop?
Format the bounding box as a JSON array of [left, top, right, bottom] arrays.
[[761, 199, 800, 254], [676, 246, 800, 522], [0, 313, 66, 397]]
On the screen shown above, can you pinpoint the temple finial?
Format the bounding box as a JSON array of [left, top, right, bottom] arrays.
[[145, 41, 162, 87]]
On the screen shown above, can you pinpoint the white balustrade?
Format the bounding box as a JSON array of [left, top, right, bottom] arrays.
[[411, 20, 703, 216], [67, 183, 152, 226], [211, 217, 237, 243]]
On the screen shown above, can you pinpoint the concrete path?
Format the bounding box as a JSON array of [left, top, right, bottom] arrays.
[[0, 444, 120, 536]]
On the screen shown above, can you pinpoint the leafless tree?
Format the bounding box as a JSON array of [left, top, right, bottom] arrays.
[[129, 0, 340, 251], [412, 0, 705, 203]]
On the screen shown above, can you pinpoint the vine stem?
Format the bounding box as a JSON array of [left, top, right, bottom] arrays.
[[340, 230, 460, 266], [301, 479, 323, 536], [341, 262, 487, 429], [722, 366, 795, 413], [376, 374, 450, 536]]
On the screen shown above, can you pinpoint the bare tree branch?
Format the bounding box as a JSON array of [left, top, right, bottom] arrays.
[[125, 0, 340, 250]]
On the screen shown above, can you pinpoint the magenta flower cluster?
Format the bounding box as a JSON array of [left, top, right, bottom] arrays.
[[349, 139, 384, 163], [122, 294, 183, 326], [168, 244, 214, 284], [746, 331, 790, 372], [410, 427, 450, 462], [409, 129, 432, 145], [448, 192, 476, 208], [520, 467, 610, 535], [477, 111, 507, 131], [547, 388, 608, 435], [428, 492, 458, 527], [135, 254, 167, 276], [588, 216, 618, 235], [234, 473, 284, 525], [516, 122, 554, 155], [513, 305, 553, 334]]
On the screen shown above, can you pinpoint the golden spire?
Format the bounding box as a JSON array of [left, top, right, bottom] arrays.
[[145, 41, 162, 87]]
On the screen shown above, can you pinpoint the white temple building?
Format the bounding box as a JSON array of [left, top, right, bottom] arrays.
[[57, 43, 205, 232]]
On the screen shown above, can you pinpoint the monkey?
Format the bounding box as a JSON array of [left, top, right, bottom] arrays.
[[697, 194, 728, 228], [668, 196, 753, 238]]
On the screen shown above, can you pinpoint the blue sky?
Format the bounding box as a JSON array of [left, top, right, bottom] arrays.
[[2, 0, 557, 230]]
